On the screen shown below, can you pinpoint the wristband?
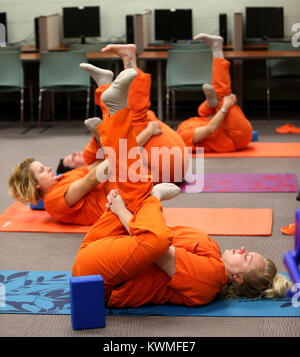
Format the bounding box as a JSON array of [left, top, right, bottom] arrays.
[[220, 107, 227, 114]]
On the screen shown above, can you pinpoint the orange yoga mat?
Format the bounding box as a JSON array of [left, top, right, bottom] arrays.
[[192, 142, 300, 158], [163, 207, 273, 236], [0, 202, 273, 236]]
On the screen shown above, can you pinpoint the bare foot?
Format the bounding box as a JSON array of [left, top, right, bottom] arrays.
[[101, 44, 137, 70]]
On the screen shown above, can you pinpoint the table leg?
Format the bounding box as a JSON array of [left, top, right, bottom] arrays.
[[233, 59, 243, 108]]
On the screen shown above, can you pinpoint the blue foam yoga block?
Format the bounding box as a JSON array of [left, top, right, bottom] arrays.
[[70, 275, 106, 330], [30, 199, 45, 210], [252, 130, 258, 142]]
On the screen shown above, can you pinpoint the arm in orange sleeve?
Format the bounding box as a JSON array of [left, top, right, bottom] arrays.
[[64, 163, 104, 207]]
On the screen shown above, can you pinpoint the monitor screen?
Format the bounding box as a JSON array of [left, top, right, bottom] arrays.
[[155, 9, 192, 42], [63, 6, 100, 40], [246, 7, 284, 40]]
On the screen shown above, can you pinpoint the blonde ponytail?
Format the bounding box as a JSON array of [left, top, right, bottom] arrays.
[[262, 272, 292, 299]]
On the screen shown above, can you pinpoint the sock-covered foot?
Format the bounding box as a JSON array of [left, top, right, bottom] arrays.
[[203, 83, 219, 108], [96, 159, 111, 182], [193, 33, 224, 57], [79, 63, 113, 87], [101, 44, 137, 70], [84, 117, 102, 146], [150, 183, 181, 201], [101, 68, 137, 116]]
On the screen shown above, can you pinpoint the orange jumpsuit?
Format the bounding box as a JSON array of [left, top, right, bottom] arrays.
[[72, 107, 227, 308], [177, 58, 253, 153], [43, 168, 116, 225], [83, 69, 189, 183]]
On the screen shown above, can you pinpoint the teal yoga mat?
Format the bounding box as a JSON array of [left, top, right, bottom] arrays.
[[0, 270, 298, 317]]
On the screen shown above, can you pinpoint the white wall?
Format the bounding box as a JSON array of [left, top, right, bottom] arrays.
[[1, 0, 300, 45]]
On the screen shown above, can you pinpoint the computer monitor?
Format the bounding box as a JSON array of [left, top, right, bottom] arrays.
[[0, 12, 7, 43], [245, 7, 284, 40], [63, 6, 100, 44], [155, 9, 192, 42]]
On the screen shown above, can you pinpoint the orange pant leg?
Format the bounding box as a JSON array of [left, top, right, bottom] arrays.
[[198, 58, 232, 117], [97, 107, 152, 213], [82, 136, 99, 165], [128, 69, 151, 123], [95, 83, 110, 120]]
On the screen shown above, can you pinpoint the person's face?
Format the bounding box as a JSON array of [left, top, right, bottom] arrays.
[[30, 161, 58, 193], [63, 151, 85, 169], [222, 247, 266, 284]]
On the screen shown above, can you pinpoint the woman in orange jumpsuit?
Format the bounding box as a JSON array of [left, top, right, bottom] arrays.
[[72, 69, 289, 308], [177, 33, 253, 153], [80, 44, 189, 183]]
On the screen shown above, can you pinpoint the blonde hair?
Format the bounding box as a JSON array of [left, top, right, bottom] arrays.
[[8, 158, 41, 205], [222, 258, 292, 299]]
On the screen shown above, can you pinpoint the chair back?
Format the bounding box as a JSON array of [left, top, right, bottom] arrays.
[[171, 42, 209, 51], [166, 49, 212, 89], [39, 50, 90, 89], [0, 45, 20, 52], [267, 42, 300, 78], [69, 43, 106, 52], [0, 51, 24, 88]]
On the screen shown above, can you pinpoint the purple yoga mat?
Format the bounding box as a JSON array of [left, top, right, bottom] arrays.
[[179, 173, 299, 193]]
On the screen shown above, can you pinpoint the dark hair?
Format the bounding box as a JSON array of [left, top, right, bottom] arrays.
[[56, 159, 72, 175]]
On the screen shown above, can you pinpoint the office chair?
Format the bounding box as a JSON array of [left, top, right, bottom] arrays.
[[266, 42, 300, 120], [38, 50, 91, 130], [0, 51, 33, 126], [166, 49, 212, 121], [171, 42, 209, 50]]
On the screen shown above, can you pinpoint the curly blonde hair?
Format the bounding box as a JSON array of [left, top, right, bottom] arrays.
[[8, 158, 41, 205], [221, 258, 292, 299]]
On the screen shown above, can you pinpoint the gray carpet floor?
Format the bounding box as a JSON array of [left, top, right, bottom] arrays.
[[0, 117, 299, 337]]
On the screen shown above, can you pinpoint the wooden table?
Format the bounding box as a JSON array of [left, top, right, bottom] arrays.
[[138, 50, 300, 121], [144, 43, 268, 51]]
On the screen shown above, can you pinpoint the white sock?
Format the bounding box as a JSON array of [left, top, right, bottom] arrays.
[[150, 183, 181, 201], [193, 33, 224, 58], [84, 117, 102, 146], [80, 63, 114, 86], [101, 68, 137, 117], [96, 159, 111, 182], [203, 84, 219, 108]]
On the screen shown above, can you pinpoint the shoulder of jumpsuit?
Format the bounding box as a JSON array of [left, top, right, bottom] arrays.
[[30, 174, 63, 210]]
